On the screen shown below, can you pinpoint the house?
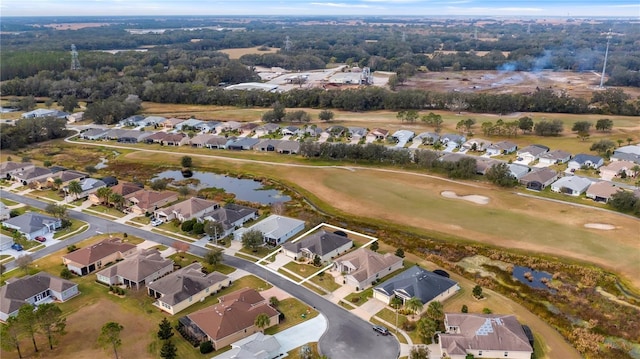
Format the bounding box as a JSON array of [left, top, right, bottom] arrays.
[[96, 249, 174, 289], [0, 234, 14, 251], [162, 117, 185, 129], [189, 134, 215, 148], [215, 332, 282, 359], [486, 141, 518, 156], [203, 204, 259, 239], [550, 176, 592, 196], [440, 134, 466, 147], [367, 128, 390, 141], [64, 178, 106, 200], [0, 203, 10, 221], [462, 138, 491, 152], [206, 136, 232, 149], [348, 127, 368, 139], [179, 288, 279, 350], [164, 133, 188, 146], [516, 144, 549, 164], [102, 129, 128, 141], [109, 182, 145, 199], [538, 150, 572, 166], [476, 158, 501, 175], [198, 121, 220, 133], [276, 140, 300, 154], [0, 272, 79, 322], [282, 230, 353, 262], [120, 115, 146, 127], [333, 248, 403, 290], [254, 123, 281, 137], [11, 166, 52, 186], [66, 112, 84, 123], [101, 176, 119, 187], [147, 263, 231, 315], [586, 181, 622, 203], [611, 145, 640, 164], [117, 130, 152, 143], [21, 109, 68, 119], [391, 130, 415, 148], [438, 313, 533, 359], [80, 128, 109, 140], [45, 170, 87, 189], [234, 215, 305, 246], [507, 164, 531, 180], [599, 160, 636, 180], [154, 197, 219, 222], [240, 122, 259, 134], [0, 161, 35, 179], [253, 139, 280, 152], [175, 118, 204, 131], [326, 125, 347, 138], [519, 168, 558, 191], [143, 116, 167, 126], [128, 190, 178, 215], [281, 126, 300, 136], [303, 126, 323, 137], [62, 237, 137, 276], [2, 212, 61, 240], [218, 121, 243, 133], [413, 132, 440, 145], [228, 138, 260, 151], [373, 266, 459, 307], [568, 154, 604, 171], [144, 131, 169, 144]]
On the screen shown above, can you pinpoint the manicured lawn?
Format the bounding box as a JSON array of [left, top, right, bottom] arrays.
[[239, 245, 275, 258], [28, 189, 65, 202], [308, 273, 340, 292], [86, 204, 126, 218], [282, 261, 318, 278], [286, 342, 320, 359], [235, 252, 259, 262], [344, 287, 374, 307], [130, 215, 151, 225], [0, 197, 19, 206], [168, 251, 236, 275], [264, 298, 318, 334], [53, 219, 88, 239]]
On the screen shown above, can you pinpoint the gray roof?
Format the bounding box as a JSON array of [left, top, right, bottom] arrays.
[[0, 272, 77, 316], [374, 266, 458, 303], [519, 168, 558, 185], [216, 332, 282, 359], [551, 176, 592, 193], [3, 212, 59, 234], [204, 204, 258, 231], [441, 134, 466, 143], [571, 154, 603, 165], [253, 139, 281, 150], [282, 230, 352, 257], [614, 145, 640, 156], [276, 140, 300, 153], [517, 145, 548, 157], [508, 164, 531, 179], [13, 166, 52, 181], [229, 138, 260, 149], [539, 149, 571, 161], [146, 263, 229, 306], [81, 128, 109, 138], [246, 215, 305, 241], [96, 249, 173, 283], [611, 152, 640, 164], [79, 178, 106, 192]]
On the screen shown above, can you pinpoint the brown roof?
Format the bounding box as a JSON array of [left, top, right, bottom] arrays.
[[96, 249, 173, 282], [440, 313, 533, 354], [336, 248, 402, 282], [163, 118, 185, 127], [63, 238, 136, 266], [130, 190, 177, 211], [519, 168, 557, 185], [162, 197, 218, 219], [111, 182, 145, 198], [147, 263, 229, 306], [586, 181, 622, 199], [186, 288, 278, 341]]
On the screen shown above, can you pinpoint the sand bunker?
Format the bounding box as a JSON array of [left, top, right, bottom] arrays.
[[441, 191, 490, 205], [584, 223, 616, 230]]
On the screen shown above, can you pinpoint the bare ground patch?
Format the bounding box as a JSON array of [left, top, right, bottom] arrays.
[[441, 190, 490, 205], [584, 223, 616, 230]]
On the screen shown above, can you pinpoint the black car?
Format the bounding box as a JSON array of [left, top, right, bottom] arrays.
[[373, 325, 390, 336]]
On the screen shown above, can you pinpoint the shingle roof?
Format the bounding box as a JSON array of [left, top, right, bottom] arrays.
[[336, 248, 402, 282], [571, 154, 603, 165], [111, 182, 144, 197], [147, 263, 229, 306], [246, 215, 305, 241], [519, 168, 558, 184], [63, 238, 136, 266], [374, 266, 458, 303], [96, 249, 173, 282], [161, 197, 219, 219], [282, 230, 352, 257], [517, 145, 548, 157], [129, 190, 177, 211], [539, 149, 571, 161], [586, 181, 622, 200], [551, 176, 592, 192], [3, 213, 59, 234], [0, 272, 77, 316], [203, 204, 258, 231]]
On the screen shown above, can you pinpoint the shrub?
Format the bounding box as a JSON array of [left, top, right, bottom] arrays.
[[199, 341, 214, 354], [461, 304, 468, 313], [9, 209, 20, 218], [60, 267, 72, 279], [482, 308, 492, 314], [67, 244, 78, 253]]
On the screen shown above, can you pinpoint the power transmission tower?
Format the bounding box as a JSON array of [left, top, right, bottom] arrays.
[[599, 29, 612, 88], [284, 36, 292, 52], [70, 44, 81, 70]]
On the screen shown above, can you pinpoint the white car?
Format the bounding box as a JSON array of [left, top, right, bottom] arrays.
[[151, 218, 164, 226]]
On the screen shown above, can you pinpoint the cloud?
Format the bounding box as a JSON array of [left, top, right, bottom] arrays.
[[310, 2, 373, 8]]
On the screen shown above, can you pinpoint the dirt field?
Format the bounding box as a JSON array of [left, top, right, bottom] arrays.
[[219, 46, 280, 59]]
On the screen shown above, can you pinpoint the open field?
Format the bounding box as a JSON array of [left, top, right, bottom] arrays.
[[219, 46, 280, 59]]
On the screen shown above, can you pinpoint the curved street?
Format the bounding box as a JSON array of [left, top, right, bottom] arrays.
[[0, 190, 400, 359]]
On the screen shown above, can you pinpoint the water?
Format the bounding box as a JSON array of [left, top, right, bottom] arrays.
[[154, 170, 290, 205], [512, 266, 554, 291], [95, 157, 109, 169]]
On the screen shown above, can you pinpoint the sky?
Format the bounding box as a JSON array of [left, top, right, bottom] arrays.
[[1, 0, 639, 18]]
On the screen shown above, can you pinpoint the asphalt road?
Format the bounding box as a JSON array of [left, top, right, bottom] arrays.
[[0, 190, 400, 359]]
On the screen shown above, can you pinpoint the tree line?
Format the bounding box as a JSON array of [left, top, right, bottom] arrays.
[[0, 116, 69, 150], [1, 303, 66, 358]]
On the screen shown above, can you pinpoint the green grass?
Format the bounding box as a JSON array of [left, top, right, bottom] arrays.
[[344, 288, 374, 307], [282, 261, 317, 277], [264, 298, 319, 334], [53, 219, 87, 239], [235, 252, 259, 262], [308, 273, 340, 292], [370, 317, 408, 344], [87, 204, 127, 218], [130, 215, 151, 225], [239, 245, 274, 258], [28, 189, 65, 202], [0, 197, 19, 206], [302, 282, 327, 295], [278, 268, 304, 282]]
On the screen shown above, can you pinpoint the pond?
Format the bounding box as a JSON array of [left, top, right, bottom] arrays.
[[512, 265, 554, 291], [154, 170, 291, 205]]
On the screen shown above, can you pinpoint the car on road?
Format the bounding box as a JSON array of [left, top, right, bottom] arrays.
[[373, 325, 390, 336], [34, 236, 47, 242], [11, 243, 24, 251]]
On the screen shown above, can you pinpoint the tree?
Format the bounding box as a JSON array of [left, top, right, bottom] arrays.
[[45, 203, 67, 219], [370, 241, 379, 252], [590, 140, 616, 156], [36, 303, 66, 350], [485, 163, 516, 187], [416, 317, 438, 344], [395, 248, 405, 258], [472, 285, 483, 299], [15, 254, 33, 274], [421, 112, 443, 132], [199, 341, 214, 354], [59, 95, 78, 113], [571, 121, 592, 133], [157, 318, 174, 340], [254, 313, 271, 332], [577, 131, 590, 142], [262, 102, 286, 123], [109, 193, 125, 211], [150, 178, 168, 191], [518, 116, 534, 134], [617, 139, 624, 147], [204, 220, 224, 242], [178, 186, 190, 198], [160, 340, 177, 359], [204, 249, 223, 268], [84, 165, 97, 175], [409, 345, 430, 359], [534, 119, 563, 136], [242, 229, 263, 251], [98, 322, 123, 359], [269, 296, 280, 308], [595, 118, 614, 132], [66, 180, 82, 200], [608, 191, 639, 213], [53, 177, 63, 190], [17, 304, 39, 352], [60, 267, 72, 279], [313, 254, 322, 267], [1, 316, 24, 358], [627, 137, 634, 145], [318, 109, 334, 122], [461, 304, 468, 313], [96, 187, 113, 206], [405, 297, 424, 317], [426, 301, 444, 324], [181, 156, 193, 168]]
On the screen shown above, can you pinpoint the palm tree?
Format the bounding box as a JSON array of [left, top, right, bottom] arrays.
[[96, 187, 113, 206], [632, 165, 640, 178], [109, 193, 125, 211], [66, 180, 82, 201], [627, 137, 633, 146], [405, 297, 424, 319], [426, 301, 444, 324], [254, 313, 271, 332], [53, 178, 63, 191]]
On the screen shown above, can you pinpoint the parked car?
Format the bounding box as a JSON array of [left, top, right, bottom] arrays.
[[11, 243, 24, 251], [151, 218, 164, 227], [34, 236, 47, 242], [373, 325, 390, 336]]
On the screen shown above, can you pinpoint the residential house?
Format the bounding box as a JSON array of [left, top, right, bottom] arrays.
[[486, 141, 518, 156], [282, 230, 353, 262], [66, 112, 84, 123], [189, 134, 215, 148], [120, 115, 146, 127], [62, 237, 137, 276], [162, 133, 188, 146], [2, 213, 61, 240], [440, 134, 466, 147], [568, 154, 604, 171], [367, 128, 390, 142], [162, 117, 185, 129], [599, 160, 636, 180], [100, 176, 119, 187], [0, 272, 79, 322], [281, 126, 300, 136], [228, 138, 260, 151], [144, 131, 169, 144], [206, 136, 231, 149], [519, 168, 559, 191], [117, 130, 152, 143], [254, 123, 280, 137], [175, 118, 204, 131], [179, 288, 279, 350], [333, 248, 403, 290], [128, 190, 178, 215], [80, 128, 109, 140], [508, 164, 531, 180], [373, 266, 459, 307], [347, 127, 368, 139], [102, 129, 129, 141], [147, 263, 231, 315], [303, 126, 323, 137], [462, 138, 491, 152], [143, 116, 167, 126], [391, 130, 415, 148], [0, 161, 35, 180], [234, 215, 305, 246], [538, 150, 572, 166], [0, 203, 10, 221], [197, 121, 220, 133], [64, 178, 106, 200], [475, 158, 501, 175], [240, 122, 259, 135], [110, 182, 145, 198], [276, 140, 300, 154], [586, 181, 622, 203], [550, 176, 592, 196], [96, 249, 174, 289], [202, 203, 259, 239], [413, 132, 439, 145], [326, 125, 347, 138], [11, 166, 52, 186], [253, 139, 280, 152], [217, 121, 243, 133], [439, 313, 533, 359], [516, 144, 549, 164], [611, 145, 640, 164], [0, 234, 14, 251], [154, 197, 219, 222], [46, 170, 87, 189], [215, 332, 282, 359], [21, 109, 68, 119]]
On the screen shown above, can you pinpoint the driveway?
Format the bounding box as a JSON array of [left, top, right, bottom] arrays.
[[273, 315, 327, 354]]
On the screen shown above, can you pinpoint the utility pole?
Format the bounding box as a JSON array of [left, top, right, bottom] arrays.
[[599, 29, 612, 89]]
